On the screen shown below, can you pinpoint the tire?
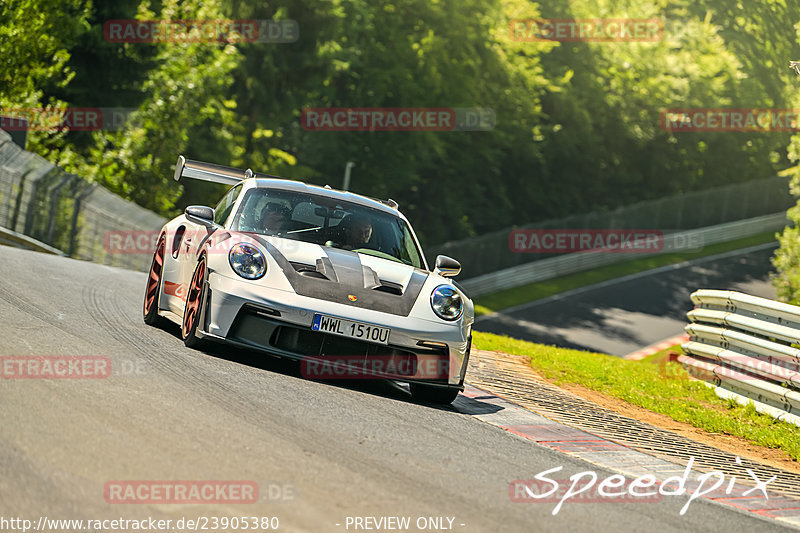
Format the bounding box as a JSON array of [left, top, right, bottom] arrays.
[[143, 234, 167, 327], [409, 383, 460, 405], [182, 257, 208, 349]]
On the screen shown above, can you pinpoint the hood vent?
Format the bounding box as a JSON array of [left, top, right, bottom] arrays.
[[373, 280, 403, 296], [291, 261, 329, 280], [289, 261, 403, 295]]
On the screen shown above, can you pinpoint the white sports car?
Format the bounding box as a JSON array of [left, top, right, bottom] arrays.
[[143, 156, 473, 404]]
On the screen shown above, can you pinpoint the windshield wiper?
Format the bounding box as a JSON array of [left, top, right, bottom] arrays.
[[284, 226, 322, 234]]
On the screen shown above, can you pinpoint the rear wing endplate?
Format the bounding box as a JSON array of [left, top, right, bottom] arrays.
[[173, 155, 256, 186]]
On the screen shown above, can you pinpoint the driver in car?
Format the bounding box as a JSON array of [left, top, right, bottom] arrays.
[[337, 214, 373, 250], [259, 202, 290, 234]]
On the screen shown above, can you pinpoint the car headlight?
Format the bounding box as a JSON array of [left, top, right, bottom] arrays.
[[229, 243, 267, 280], [430, 285, 463, 321]]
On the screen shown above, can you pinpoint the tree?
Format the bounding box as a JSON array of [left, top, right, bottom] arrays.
[[0, 0, 90, 105], [13, 0, 800, 246], [60, 0, 244, 213], [0, 0, 91, 157]]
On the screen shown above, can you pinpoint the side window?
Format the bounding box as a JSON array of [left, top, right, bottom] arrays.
[[403, 230, 422, 267], [213, 184, 242, 226], [398, 222, 422, 268]]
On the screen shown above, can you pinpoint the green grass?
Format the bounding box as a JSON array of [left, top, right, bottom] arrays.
[[473, 331, 800, 461], [639, 343, 684, 364], [474, 232, 777, 316]]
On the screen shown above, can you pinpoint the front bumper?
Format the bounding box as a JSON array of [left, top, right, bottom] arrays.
[[200, 272, 471, 388]]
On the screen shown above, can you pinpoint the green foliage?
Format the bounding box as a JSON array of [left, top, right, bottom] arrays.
[[473, 331, 800, 460], [0, 0, 91, 159], [535, 0, 796, 216], [773, 172, 800, 302], [772, 23, 800, 303], [9, 0, 800, 244], [61, 0, 244, 212], [0, 0, 90, 105]]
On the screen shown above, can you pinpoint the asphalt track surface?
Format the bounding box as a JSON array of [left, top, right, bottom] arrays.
[[474, 244, 778, 356], [0, 245, 793, 532]]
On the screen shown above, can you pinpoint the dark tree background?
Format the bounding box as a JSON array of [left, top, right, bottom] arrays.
[[3, 0, 800, 249]]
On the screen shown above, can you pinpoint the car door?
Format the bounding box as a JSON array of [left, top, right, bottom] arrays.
[[172, 184, 243, 315]]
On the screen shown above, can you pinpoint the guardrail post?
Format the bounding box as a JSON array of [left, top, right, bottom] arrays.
[[68, 185, 95, 258], [9, 167, 34, 232], [45, 172, 73, 245]]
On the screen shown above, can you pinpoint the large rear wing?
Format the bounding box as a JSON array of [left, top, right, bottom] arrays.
[[173, 155, 283, 186], [172, 155, 402, 211]]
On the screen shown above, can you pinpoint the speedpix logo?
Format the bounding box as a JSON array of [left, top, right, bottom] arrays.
[[510, 457, 776, 516]]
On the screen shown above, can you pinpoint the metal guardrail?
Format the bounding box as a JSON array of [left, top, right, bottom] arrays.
[[0, 226, 67, 256], [0, 129, 166, 271], [428, 175, 794, 279], [460, 213, 788, 297], [0, 125, 791, 285], [681, 290, 800, 426]]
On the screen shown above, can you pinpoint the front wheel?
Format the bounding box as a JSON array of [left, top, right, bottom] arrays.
[[143, 234, 167, 327], [182, 258, 208, 349], [409, 383, 459, 405]]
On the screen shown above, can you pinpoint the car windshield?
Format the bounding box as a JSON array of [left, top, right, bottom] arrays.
[[230, 187, 424, 269]]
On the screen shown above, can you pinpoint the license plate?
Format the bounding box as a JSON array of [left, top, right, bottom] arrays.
[[312, 314, 390, 345]]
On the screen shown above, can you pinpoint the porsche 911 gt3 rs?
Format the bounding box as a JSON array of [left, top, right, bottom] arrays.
[[143, 156, 473, 404]]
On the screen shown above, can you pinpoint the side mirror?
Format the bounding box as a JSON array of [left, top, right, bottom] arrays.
[[434, 255, 461, 278], [185, 205, 215, 227]]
